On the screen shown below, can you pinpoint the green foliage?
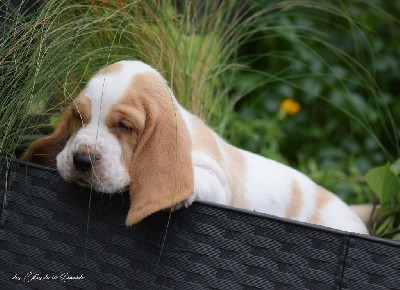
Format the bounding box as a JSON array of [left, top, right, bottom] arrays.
[[224, 1, 400, 204], [1, 0, 253, 154], [365, 162, 400, 239]]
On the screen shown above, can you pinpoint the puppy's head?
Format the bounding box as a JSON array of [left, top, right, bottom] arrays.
[[23, 61, 194, 225]]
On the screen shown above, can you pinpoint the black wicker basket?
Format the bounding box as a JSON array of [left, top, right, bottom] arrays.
[[0, 157, 399, 290]]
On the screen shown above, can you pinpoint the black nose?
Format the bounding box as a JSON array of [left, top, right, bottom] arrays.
[[73, 153, 93, 172]]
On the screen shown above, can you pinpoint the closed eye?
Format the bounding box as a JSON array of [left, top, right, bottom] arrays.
[[72, 108, 85, 126], [71, 99, 91, 125], [117, 121, 132, 132]]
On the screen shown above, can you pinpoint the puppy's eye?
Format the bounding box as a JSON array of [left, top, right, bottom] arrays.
[[73, 111, 82, 123], [75, 112, 82, 120], [117, 122, 132, 132], [72, 108, 83, 120], [73, 111, 86, 127]]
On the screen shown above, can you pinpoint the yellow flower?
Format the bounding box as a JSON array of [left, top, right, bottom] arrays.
[[280, 98, 301, 116]]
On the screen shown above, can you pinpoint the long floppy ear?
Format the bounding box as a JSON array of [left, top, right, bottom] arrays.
[[21, 106, 77, 166], [125, 75, 194, 226]]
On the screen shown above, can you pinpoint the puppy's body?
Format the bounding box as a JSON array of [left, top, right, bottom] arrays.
[[179, 107, 368, 234], [23, 60, 368, 234]]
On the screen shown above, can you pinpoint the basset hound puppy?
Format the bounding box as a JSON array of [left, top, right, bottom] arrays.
[[23, 60, 369, 234]]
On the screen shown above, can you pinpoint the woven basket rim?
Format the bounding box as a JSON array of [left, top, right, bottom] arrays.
[[2, 156, 399, 247]]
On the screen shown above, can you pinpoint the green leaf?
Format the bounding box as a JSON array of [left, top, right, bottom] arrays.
[[49, 115, 60, 129], [375, 216, 394, 236], [366, 164, 400, 216], [392, 233, 400, 241]]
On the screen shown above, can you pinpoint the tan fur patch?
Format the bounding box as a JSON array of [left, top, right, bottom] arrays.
[[285, 179, 303, 219], [104, 90, 147, 175], [307, 186, 332, 224], [191, 115, 222, 163], [124, 73, 194, 226], [225, 144, 247, 208], [22, 104, 82, 166], [189, 115, 247, 208], [105, 103, 144, 170], [95, 62, 123, 76], [72, 95, 92, 124]]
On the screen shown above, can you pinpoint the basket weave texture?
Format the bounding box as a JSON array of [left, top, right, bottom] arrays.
[[0, 158, 399, 290]]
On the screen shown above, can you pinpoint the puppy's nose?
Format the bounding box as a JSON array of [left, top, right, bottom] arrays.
[[73, 153, 94, 172]]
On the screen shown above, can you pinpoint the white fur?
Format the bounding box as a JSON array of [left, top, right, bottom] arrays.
[[182, 107, 369, 234], [191, 151, 229, 204], [57, 60, 369, 235]]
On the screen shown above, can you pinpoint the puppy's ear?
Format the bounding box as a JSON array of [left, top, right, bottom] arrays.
[[125, 75, 194, 226], [21, 106, 78, 166]]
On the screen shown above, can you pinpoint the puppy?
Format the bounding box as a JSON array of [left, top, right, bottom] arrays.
[[23, 60, 369, 234]]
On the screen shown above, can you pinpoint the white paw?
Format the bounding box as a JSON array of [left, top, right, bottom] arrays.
[[170, 193, 196, 212]]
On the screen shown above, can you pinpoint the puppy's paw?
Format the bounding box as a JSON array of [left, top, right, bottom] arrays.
[[170, 193, 196, 212]]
